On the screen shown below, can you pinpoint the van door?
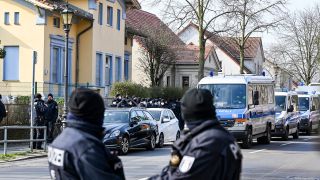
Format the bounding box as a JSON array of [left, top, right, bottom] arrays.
[[310, 96, 320, 130]]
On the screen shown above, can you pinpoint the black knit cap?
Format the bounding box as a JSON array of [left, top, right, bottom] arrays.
[[68, 88, 105, 126], [181, 88, 216, 122]]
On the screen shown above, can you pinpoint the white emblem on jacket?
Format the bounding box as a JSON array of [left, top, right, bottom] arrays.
[[179, 156, 195, 173], [48, 146, 65, 167]]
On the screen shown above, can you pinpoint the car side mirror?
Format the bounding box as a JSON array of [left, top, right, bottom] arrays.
[[162, 118, 170, 123], [287, 105, 294, 112], [130, 117, 139, 126]]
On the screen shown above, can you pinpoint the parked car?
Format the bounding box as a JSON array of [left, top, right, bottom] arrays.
[[147, 108, 181, 148], [272, 91, 300, 140], [103, 108, 158, 155]]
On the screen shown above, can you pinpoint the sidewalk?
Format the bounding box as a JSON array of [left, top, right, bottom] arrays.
[[0, 143, 47, 163]]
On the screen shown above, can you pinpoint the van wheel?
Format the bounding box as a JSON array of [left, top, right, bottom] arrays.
[[293, 126, 299, 139], [282, 127, 289, 141], [306, 123, 312, 135], [242, 128, 252, 149], [258, 126, 271, 144]]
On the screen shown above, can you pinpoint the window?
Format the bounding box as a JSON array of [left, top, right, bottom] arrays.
[[168, 110, 175, 120], [4, 12, 9, 25], [182, 76, 189, 88], [130, 111, 140, 122], [143, 111, 154, 121], [107, 6, 113, 26], [96, 53, 103, 86], [124, 54, 129, 81], [115, 57, 121, 82], [51, 47, 60, 83], [108, 56, 113, 85], [88, 0, 97, 10], [98, 3, 103, 25], [136, 111, 147, 121], [3, 46, 19, 81], [53, 17, 60, 28], [167, 76, 171, 87], [125, 37, 127, 45], [14, 12, 19, 25], [117, 9, 121, 30]]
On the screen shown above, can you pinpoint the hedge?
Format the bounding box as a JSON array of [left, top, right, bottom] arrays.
[[110, 82, 187, 99]]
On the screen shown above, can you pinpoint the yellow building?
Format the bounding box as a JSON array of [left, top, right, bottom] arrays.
[[0, 0, 139, 98]]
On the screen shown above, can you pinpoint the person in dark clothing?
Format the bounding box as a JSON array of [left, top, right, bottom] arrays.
[[45, 93, 58, 143], [48, 88, 125, 180], [0, 94, 7, 123], [149, 88, 242, 180], [33, 93, 47, 149]]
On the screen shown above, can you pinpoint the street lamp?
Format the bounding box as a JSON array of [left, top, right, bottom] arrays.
[[61, 5, 74, 129]]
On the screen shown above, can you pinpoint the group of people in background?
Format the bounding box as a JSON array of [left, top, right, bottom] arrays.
[[110, 94, 184, 130], [33, 93, 58, 149]]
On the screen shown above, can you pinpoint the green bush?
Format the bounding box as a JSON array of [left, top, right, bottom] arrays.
[[110, 82, 148, 98], [110, 82, 187, 100], [14, 96, 30, 104]]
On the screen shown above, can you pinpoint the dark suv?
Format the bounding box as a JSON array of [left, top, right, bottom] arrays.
[[103, 108, 158, 154]]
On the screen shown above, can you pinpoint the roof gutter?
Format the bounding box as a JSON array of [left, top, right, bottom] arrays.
[[75, 21, 93, 87]]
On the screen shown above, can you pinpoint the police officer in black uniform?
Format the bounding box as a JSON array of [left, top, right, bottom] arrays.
[[33, 93, 47, 149], [149, 88, 242, 180], [48, 88, 125, 180]]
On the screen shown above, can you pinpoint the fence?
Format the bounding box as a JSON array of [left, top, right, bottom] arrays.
[[0, 126, 47, 155], [0, 82, 108, 99]]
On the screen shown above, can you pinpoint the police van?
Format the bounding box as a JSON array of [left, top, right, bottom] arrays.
[[297, 92, 320, 135], [272, 91, 300, 140], [198, 75, 275, 148]]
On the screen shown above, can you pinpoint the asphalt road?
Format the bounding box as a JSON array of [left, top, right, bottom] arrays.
[[0, 134, 319, 180]]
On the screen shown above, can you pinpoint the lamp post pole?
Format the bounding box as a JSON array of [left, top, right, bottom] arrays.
[[61, 5, 73, 130]]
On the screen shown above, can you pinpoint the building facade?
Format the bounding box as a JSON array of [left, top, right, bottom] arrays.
[[0, 0, 139, 97]]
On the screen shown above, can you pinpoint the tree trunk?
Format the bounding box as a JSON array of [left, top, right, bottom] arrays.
[[239, 46, 245, 74]]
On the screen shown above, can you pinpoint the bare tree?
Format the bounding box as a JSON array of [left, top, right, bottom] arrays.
[[222, 0, 287, 74], [138, 25, 177, 87], [268, 6, 320, 85], [151, 0, 232, 81]]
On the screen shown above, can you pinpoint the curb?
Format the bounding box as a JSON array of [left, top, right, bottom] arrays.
[[0, 153, 47, 163]]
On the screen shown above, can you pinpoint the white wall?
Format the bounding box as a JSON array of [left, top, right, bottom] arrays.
[[179, 26, 213, 46], [215, 47, 240, 75], [131, 39, 150, 86]]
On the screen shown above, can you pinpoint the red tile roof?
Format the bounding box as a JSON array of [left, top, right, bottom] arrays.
[[25, 0, 93, 20], [174, 44, 214, 64], [126, 9, 185, 46]]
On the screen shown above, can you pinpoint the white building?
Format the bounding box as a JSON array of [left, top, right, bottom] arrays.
[[178, 23, 265, 75]]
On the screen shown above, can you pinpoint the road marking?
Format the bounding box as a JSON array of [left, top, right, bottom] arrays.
[[280, 142, 292, 146], [303, 138, 310, 141], [138, 178, 149, 180], [249, 149, 266, 154]]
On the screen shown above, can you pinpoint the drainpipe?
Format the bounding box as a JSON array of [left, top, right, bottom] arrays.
[[76, 22, 93, 87]]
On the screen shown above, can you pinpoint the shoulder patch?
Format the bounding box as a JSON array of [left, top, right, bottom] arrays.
[[178, 156, 195, 173], [48, 146, 65, 167]]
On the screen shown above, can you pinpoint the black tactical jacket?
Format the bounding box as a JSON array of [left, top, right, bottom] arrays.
[[48, 119, 125, 180], [149, 119, 242, 180]]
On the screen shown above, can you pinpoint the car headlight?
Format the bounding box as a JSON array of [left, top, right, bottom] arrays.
[[110, 130, 120, 138], [276, 118, 284, 125]]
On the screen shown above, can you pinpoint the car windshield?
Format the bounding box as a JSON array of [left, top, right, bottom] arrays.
[[275, 96, 286, 112], [104, 111, 129, 124], [148, 111, 161, 121], [299, 97, 310, 111], [199, 84, 246, 109]]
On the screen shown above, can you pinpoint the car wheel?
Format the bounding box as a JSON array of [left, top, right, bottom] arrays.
[[119, 136, 129, 155], [293, 125, 299, 139], [258, 125, 271, 144], [157, 133, 164, 148], [242, 128, 252, 149], [147, 134, 156, 150], [176, 131, 180, 141], [282, 127, 289, 141]]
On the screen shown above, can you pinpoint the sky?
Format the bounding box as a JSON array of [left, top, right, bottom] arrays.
[[140, 0, 320, 49]]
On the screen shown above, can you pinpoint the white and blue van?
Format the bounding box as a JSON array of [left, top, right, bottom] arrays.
[[198, 75, 275, 148], [272, 91, 300, 140], [297, 92, 320, 135]]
